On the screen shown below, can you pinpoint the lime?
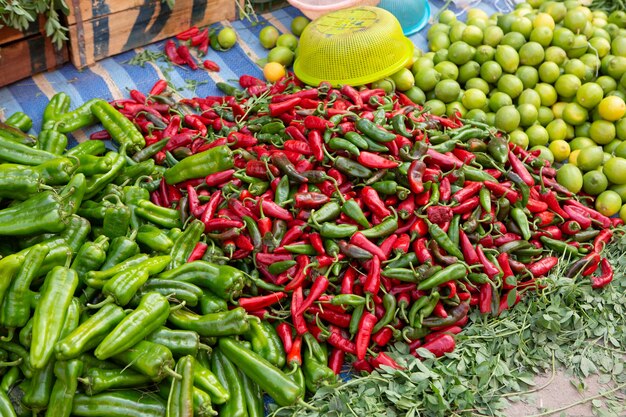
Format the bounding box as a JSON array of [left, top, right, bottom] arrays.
[[458, 61, 481, 84], [495, 105, 520, 132], [415, 68, 440, 92], [462, 88, 487, 110], [527, 124, 550, 147], [555, 74, 582, 98], [465, 78, 490, 95], [497, 74, 524, 98], [552, 102, 567, 119], [538, 106, 555, 125], [259, 26, 279, 49], [598, 96, 626, 121], [538, 61, 561, 83], [543, 2, 567, 23], [589, 120, 616, 145], [267, 46, 294, 66], [596, 75, 618, 95], [546, 119, 568, 141], [480, 61, 503, 83], [390, 68, 415, 92], [530, 26, 554, 47], [483, 25, 504, 46], [609, 183, 626, 202], [535, 83, 558, 106], [518, 88, 542, 108], [549, 139, 571, 161], [446, 101, 467, 118], [372, 78, 395, 94], [530, 145, 555, 164], [563, 58, 587, 79], [613, 141, 626, 158], [485, 112, 496, 126], [612, 36, 626, 57], [606, 159, 626, 190], [544, 46, 568, 65], [595, 190, 622, 216], [412, 57, 434, 75], [434, 61, 459, 80], [519, 41, 545, 66], [582, 170, 609, 195], [563, 9, 588, 33], [509, 129, 530, 149], [497, 13, 517, 33], [495, 45, 520, 73], [428, 23, 451, 39], [462, 25, 484, 46], [570, 137, 597, 151], [511, 16, 533, 39], [277, 33, 298, 51], [580, 53, 601, 72], [576, 82, 604, 109], [589, 37, 611, 58], [562, 102, 588, 126], [217, 27, 237, 50], [404, 86, 426, 105], [465, 108, 488, 123], [534, 12, 556, 29], [468, 8, 489, 21], [429, 32, 451, 51], [552, 27, 575, 50], [576, 145, 605, 171], [605, 139, 623, 154], [439, 9, 457, 24], [569, 149, 581, 166], [567, 34, 589, 59], [575, 122, 592, 138], [449, 22, 467, 43], [475, 45, 495, 64], [448, 41, 474, 65], [435, 79, 461, 103], [616, 119, 626, 139], [425, 99, 447, 116], [556, 164, 584, 193], [607, 56, 626, 79], [620, 204, 626, 222], [518, 103, 539, 126], [291, 16, 310, 37], [516, 66, 539, 89], [489, 91, 513, 112], [433, 49, 449, 65]]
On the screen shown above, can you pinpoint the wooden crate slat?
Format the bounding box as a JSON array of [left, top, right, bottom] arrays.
[[68, 0, 236, 68], [0, 35, 69, 87]]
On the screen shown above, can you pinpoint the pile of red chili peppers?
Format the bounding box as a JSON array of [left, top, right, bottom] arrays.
[[108, 73, 621, 374], [163, 26, 221, 72]]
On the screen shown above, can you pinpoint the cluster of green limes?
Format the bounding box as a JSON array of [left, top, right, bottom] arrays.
[[406, 1, 626, 220], [257, 16, 310, 80]]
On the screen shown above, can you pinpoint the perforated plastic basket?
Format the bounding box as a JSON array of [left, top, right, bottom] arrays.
[[293, 6, 414, 87], [287, 0, 380, 20], [378, 0, 431, 36]]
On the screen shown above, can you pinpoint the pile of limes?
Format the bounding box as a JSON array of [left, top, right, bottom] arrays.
[[405, 1, 626, 220], [258, 16, 311, 82]]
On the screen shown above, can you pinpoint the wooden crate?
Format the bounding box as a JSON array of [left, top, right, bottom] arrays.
[[67, 0, 237, 68], [0, 20, 69, 87]]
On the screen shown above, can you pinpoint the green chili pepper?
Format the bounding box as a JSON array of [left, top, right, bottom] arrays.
[[319, 223, 359, 238], [323, 239, 341, 257], [131, 138, 168, 162], [136, 224, 174, 253], [386, 252, 419, 269], [479, 187, 492, 214], [140, 279, 204, 307], [37, 130, 68, 155], [113, 159, 156, 185], [448, 214, 461, 247], [164, 145, 233, 185], [157, 261, 246, 299], [210, 346, 247, 417], [410, 292, 441, 328], [0, 134, 57, 165], [111, 340, 177, 382], [310, 201, 341, 224], [422, 302, 470, 328], [193, 361, 230, 405], [6, 111, 33, 132], [53, 98, 99, 134], [360, 215, 398, 238], [78, 366, 151, 396], [268, 260, 297, 275], [147, 327, 209, 358], [167, 355, 194, 417], [461, 165, 498, 182], [31, 266, 79, 369], [42, 359, 83, 417], [167, 308, 250, 337], [511, 207, 532, 241], [199, 291, 228, 315], [94, 292, 170, 360], [0, 365, 21, 392], [428, 221, 464, 260], [136, 199, 182, 229], [342, 131, 369, 150], [418, 264, 467, 291], [429, 183, 441, 204], [91, 100, 145, 152], [356, 118, 396, 142], [341, 198, 371, 228], [243, 319, 286, 368], [0, 190, 74, 236], [301, 337, 335, 393], [71, 390, 166, 417], [349, 304, 365, 336], [23, 359, 55, 412], [372, 293, 397, 333], [334, 156, 373, 179], [0, 164, 49, 200], [572, 229, 600, 242], [240, 370, 264, 417], [169, 219, 204, 270], [487, 135, 509, 164], [329, 137, 360, 156], [64, 140, 106, 158], [100, 236, 141, 271], [55, 303, 126, 361], [540, 236, 580, 257], [85, 150, 127, 200]]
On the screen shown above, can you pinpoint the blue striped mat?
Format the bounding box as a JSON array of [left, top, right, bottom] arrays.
[[0, 1, 513, 146]]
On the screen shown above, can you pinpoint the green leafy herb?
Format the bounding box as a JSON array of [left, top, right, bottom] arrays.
[[125, 50, 166, 67]]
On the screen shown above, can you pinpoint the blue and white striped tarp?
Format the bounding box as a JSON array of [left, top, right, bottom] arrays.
[[0, 1, 513, 147]]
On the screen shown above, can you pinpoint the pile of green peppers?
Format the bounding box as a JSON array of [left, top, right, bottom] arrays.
[[0, 101, 306, 417]]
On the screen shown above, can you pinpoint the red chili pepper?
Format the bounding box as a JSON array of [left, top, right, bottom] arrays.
[[352, 358, 374, 373], [149, 79, 168, 96], [361, 186, 391, 218], [363, 256, 381, 294], [372, 326, 394, 347], [416, 334, 456, 358], [234, 234, 254, 252], [370, 352, 403, 370], [307, 233, 325, 256], [239, 75, 265, 87], [200, 191, 223, 223], [527, 198, 549, 213], [202, 169, 234, 187], [479, 283, 492, 314], [292, 287, 308, 335], [176, 45, 198, 69], [164, 40, 185, 65], [308, 307, 352, 329], [450, 148, 475, 164], [326, 326, 357, 354], [593, 229, 613, 254], [476, 245, 500, 278], [203, 218, 243, 232], [497, 252, 516, 289], [328, 347, 345, 375], [355, 312, 377, 360], [350, 233, 387, 261], [562, 205, 592, 229], [425, 149, 463, 170], [508, 151, 535, 186], [202, 59, 220, 71], [407, 160, 426, 194], [228, 131, 257, 149], [565, 199, 612, 228], [176, 26, 199, 40], [275, 322, 293, 354], [484, 181, 519, 204], [581, 252, 602, 276], [284, 139, 313, 156], [340, 267, 357, 295], [238, 292, 286, 312], [261, 199, 292, 221], [493, 233, 521, 246], [413, 238, 433, 264], [591, 258, 613, 289], [357, 152, 399, 169], [534, 211, 556, 227], [539, 190, 570, 220], [560, 220, 581, 236], [340, 84, 363, 108], [269, 97, 301, 117], [528, 256, 558, 276], [296, 275, 330, 315], [304, 115, 333, 130], [451, 196, 480, 215], [186, 242, 208, 262], [452, 182, 483, 202]]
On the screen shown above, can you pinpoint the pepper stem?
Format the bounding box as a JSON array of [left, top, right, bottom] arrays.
[[86, 296, 113, 310], [0, 328, 14, 342], [164, 366, 183, 380]]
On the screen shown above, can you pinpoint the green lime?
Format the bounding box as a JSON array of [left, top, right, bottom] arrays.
[[495, 105, 520, 132], [465, 108, 488, 123], [497, 13, 517, 33], [425, 99, 447, 116], [462, 25, 484, 46], [434, 61, 459, 80], [277, 33, 298, 51], [489, 91, 513, 111], [267, 46, 294, 66], [509, 129, 530, 149], [580, 53, 601, 71], [605, 139, 622, 154], [598, 96, 626, 121], [404, 86, 426, 105], [372, 78, 395, 94], [535, 83, 558, 106], [549, 139, 571, 161], [595, 190, 623, 216], [415, 68, 441, 92], [259, 26, 280, 49], [516, 66, 539, 89], [533, 12, 556, 29], [556, 163, 584, 193], [563, 58, 587, 79], [616, 118, 626, 139], [480, 61, 503, 83], [575, 122, 592, 138], [538, 61, 561, 84], [546, 119, 568, 141], [497, 74, 524, 98], [576, 82, 604, 109], [518, 88, 542, 108], [433, 49, 449, 65], [483, 25, 504, 46], [530, 145, 555, 164], [552, 27, 575, 50], [511, 16, 533, 38], [613, 141, 626, 158], [435, 79, 461, 103], [446, 101, 467, 118], [465, 78, 490, 94], [390, 68, 415, 92], [462, 88, 487, 110], [527, 124, 550, 146], [291, 16, 310, 37], [543, 1, 568, 23], [576, 145, 604, 171], [596, 75, 618, 95], [570, 136, 597, 151], [582, 170, 609, 195], [562, 102, 588, 126], [429, 32, 451, 51], [538, 106, 555, 125], [609, 183, 626, 202], [428, 23, 451, 39], [530, 26, 554, 47], [544, 46, 568, 65], [458, 61, 481, 84], [485, 112, 496, 126], [589, 120, 616, 145], [449, 22, 467, 43], [217, 27, 237, 50], [501, 32, 527, 51], [475, 45, 495, 64], [607, 56, 626, 79], [439, 9, 457, 24], [412, 57, 434, 75], [448, 41, 475, 65], [518, 103, 539, 126], [519, 41, 545, 66], [495, 45, 520, 73], [563, 9, 588, 33], [555, 74, 582, 98], [612, 36, 626, 57]]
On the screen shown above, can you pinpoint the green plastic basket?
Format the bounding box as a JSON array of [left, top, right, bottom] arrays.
[[293, 6, 414, 87]]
